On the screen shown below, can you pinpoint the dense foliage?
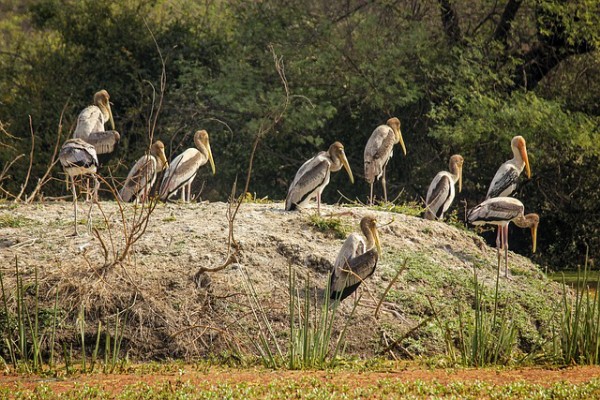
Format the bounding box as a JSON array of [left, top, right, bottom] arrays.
[[0, 0, 598, 269]]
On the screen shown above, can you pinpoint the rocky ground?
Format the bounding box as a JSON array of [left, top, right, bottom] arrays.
[[0, 200, 561, 361]]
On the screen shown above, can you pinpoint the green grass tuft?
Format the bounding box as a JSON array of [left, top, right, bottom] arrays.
[[308, 215, 349, 239], [0, 214, 33, 228]]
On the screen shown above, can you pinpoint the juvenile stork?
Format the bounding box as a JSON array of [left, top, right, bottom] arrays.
[[364, 117, 406, 205], [467, 197, 539, 278], [424, 155, 464, 220], [74, 90, 120, 158], [285, 141, 354, 215], [59, 138, 99, 236], [486, 136, 530, 199], [159, 130, 215, 202], [329, 216, 381, 301], [119, 140, 169, 203]]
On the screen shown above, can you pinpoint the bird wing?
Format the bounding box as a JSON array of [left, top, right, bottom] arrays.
[[285, 153, 330, 210], [486, 162, 520, 199], [330, 249, 378, 301], [84, 131, 120, 155], [159, 148, 203, 199], [119, 155, 157, 202], [425, 172, 453, 219], [74, 105, 104, 139], [333, 233, 366, 270], [59, 139, 99, 175], [364, 125, 395, 183], [467, 197, 524, 224]]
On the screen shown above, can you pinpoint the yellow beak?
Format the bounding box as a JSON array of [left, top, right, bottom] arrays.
[[531, 225, 537, 253], [395, 126, 406, 156], [458, 165, 463, 193], [340, 151, 354, 184], [158, 150, 169, 171], [520, 144, 531, 179], [106, 101, 115, 131], [373, 227, 382, 255], [206, 142, 216, 175]]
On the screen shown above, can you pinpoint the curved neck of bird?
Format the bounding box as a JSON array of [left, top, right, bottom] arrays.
[[511, 145, 526, 171], [194, 137, 209, 158], [513, 214, 534, 229], [361, 224, 376, 251], [153, 152, 166, 170], [328, 151, 343, 172], [449, 162, 461, 184]]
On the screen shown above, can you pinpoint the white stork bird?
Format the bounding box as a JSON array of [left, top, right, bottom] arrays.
[[329, 216, 381, 301], [467, 197, 539, 278], [73, 89, 120, 157], [159, 130, 215, 202], [364, 117, 406, 205], [486, 135, 530, 199], [424, 154, 464, 220], [119, 140, 169, 203], [59, 138, 99, 236], [285, 141, 354, 215]]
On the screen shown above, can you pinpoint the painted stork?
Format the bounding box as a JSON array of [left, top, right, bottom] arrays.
[[73, 90, 120, 158], [285, 141, 354, 215], [486, 136, 530, 199], [364, 117, 406, 205], [119, 140, 169, 203], [467, 197, 539, 278], [424, 154, 464, 220], [159, 130, 215, 202], [329, 216, 381, 301], [58, 138, 99, 236]]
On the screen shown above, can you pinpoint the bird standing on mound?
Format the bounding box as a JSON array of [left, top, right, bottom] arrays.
[[329, 216, 381, 301], [467, 197, 539, 278], [285, 141, 354, 215], [424, 154, 464, 220], [159, 130, 215, 202], [59, 138, 99, 236], [486, 135, 530, 200], [119, 140, 169, 203], [364, 117, 406, 205]]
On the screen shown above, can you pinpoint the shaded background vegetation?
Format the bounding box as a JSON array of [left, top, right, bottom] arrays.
[[0, 0, 598, 270]]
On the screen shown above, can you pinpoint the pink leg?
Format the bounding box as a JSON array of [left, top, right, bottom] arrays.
[[317, 192, 321, 215], [503, 224, 510, 278]]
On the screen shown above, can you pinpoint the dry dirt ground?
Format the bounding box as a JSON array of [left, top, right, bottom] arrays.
[[0, 200, 561, 361]]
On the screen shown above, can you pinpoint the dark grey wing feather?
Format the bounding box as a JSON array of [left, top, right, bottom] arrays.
[[85, 130, 120, 155], [425, 174, 451, 219], [468, 198, 523, 223], [285, 157, 329, 210], [486, 165, 519, 199], [329, 249, 378, 301]]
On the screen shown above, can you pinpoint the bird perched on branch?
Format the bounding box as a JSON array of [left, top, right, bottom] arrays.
[[467, 197, 539, 278], [59, 138, 99, 236], [119, 140, 169, 203], [329, 216, 381, 301], [159, 130, 215, 202], [285, 141, 354, 215], [364, 117, 406, 205], [424, 155, 464, 220]]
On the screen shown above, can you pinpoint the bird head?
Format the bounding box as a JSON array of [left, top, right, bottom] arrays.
[[361, 216, 381, 254], [194, 130, 216, 175], [512, 136, 530, 179], [94, 90, 115, 130], [329, 142, 354, 184], [449, 154, 464, 192], [387, 117, 406, 156], [152, 140, 169, 171]]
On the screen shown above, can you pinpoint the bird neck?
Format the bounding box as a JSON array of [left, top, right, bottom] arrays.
[[194, 138, 209, 157], [328, 151, 342, 172], [511, 146, 526, 171], [513, 214, 531, 228], [361, 223, 375, 251], [449, 163, 461, 184]]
